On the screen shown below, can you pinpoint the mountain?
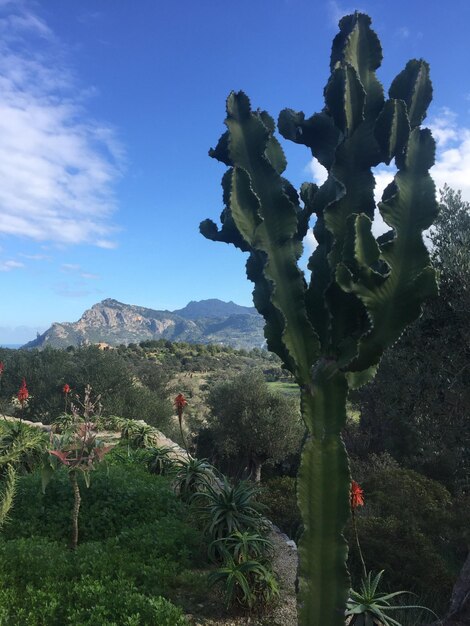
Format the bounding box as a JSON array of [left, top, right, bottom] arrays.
[[174, 299, 257, 319], [23, 298, 266, 350]]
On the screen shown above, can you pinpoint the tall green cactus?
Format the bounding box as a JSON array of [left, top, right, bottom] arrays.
[[200, 12, 438, 626]]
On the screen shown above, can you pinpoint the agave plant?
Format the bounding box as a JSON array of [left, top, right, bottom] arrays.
[[194, 479, 265, 540], [208, 529, 274, 564], [346, 570, 437, 626], [208, 555, 279, 610], [0, 421, 48, 527], [120, 420, 158, 450], [173, 456, 218, 501], [146, 445, 177, 475]]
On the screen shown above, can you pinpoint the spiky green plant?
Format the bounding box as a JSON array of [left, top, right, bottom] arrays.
[[346, 570, 437, 626], [0, 421, 47, 528], [200, 12, 438, 625]]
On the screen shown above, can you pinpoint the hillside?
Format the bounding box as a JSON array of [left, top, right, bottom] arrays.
[[23, 298, 265, 350]]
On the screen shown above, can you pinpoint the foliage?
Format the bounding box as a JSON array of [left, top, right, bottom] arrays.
[[258, 476, 302, 541], [208, 530, 274, 564], [146, 445, 177, 475], [173, 457, 218, 502], [48, 387, 112, 549], [2, 464, 188, 542], [0, 459, 206, 625], [193, 479, 265, 541], [120, 420, 159, 449], [201, 10, 437, 624], [0, 345, 172, 427], [204, 370, 303, 480], [0, 421, 47, 527], [346, 570, 436, 626], [355, 186, 470, 491], [208, 556, 279, 611]]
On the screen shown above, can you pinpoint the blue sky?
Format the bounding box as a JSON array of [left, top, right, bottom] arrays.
[[1, 0, 470, 343]]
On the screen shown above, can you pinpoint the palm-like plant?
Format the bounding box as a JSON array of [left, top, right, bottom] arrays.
[[346, 570, 437, 626]]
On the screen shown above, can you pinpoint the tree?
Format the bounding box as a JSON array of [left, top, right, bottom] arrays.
[[205, 370, 302, 481], [355, 186, 470, 491]]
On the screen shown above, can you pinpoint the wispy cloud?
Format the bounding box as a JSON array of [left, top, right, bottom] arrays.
[[396, 26, 410, 39], [0, 2, 124, 248], [61, 263, 100, 280], [0, 259, 24, 271], [53, 281, 102, 298]]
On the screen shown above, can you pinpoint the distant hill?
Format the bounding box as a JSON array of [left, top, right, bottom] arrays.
[[174, 299, 257, 319], [23, 298, 265, 350]]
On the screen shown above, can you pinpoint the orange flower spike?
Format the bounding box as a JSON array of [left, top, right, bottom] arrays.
[[17, 378, 29, 405], [350, 480, 364, 509], [174, 393, 188, 418], [63, 383, 71, 394]]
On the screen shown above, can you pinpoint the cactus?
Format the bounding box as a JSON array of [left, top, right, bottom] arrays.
[[200, 12, 438, 626]]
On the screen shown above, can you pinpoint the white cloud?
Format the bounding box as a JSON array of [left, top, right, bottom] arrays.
[[429, 110, 470, 202], [61, 263, 100, 280], [306, 157, 328, 186], [0, 3, 124, 247], [0, 259, 24, 271], [396, 26, 410, 39]]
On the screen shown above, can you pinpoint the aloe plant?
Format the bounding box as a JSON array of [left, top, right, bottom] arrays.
[[200, 11, 438, 626]]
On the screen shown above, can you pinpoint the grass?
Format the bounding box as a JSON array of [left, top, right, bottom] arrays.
[[267, 381, 299, 397]]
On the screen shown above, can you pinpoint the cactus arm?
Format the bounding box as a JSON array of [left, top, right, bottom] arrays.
[[389, 59, 432, 129], [202, 91, 320, 381], [338, 128, 438, 371], [298, 369, 350, 626]]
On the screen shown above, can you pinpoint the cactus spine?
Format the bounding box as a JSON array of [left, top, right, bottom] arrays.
[[201, 12, 438, 626]]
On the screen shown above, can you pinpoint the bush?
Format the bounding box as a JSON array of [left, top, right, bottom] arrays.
[[0, 459, 208, 625], [0, 573, 188, 625], [347, 516, 454, 614], [2, 464, 187, 542], [258, 476, 301, 541]]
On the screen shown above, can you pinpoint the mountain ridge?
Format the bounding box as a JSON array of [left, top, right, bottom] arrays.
[[23, 298, 265, 351]]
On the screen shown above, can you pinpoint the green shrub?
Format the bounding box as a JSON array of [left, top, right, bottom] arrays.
[[0, 575, 188, 625], [347, 517, 453, 613], [3, 464, 186, 542], [258, 476, 301, 540]]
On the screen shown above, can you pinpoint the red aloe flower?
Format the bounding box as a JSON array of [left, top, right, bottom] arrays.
[[63, 383, 71, 394], [350, 480, 364, 509], [174, 393, 188, 419], [17, 378, 29, 405], [0, 361, 4, 377]]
